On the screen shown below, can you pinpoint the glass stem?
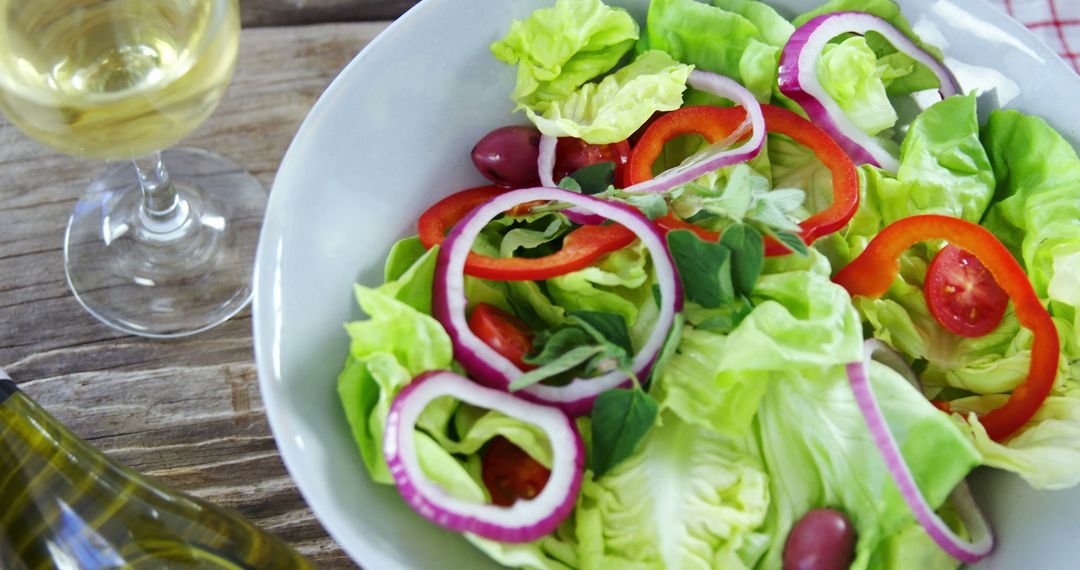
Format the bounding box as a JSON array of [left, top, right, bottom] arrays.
[[133, 152, 187, 234]]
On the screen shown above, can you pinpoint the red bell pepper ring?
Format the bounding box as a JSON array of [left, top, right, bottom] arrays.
[[417, 185, 636, 281], [625, 104, 860, 256], [833, 215, 1061, 442]]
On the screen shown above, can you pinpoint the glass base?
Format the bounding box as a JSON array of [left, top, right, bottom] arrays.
[[64, 148, 266, 338]]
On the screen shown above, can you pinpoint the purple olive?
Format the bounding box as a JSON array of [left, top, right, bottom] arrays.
[[471, 126, 542, 188], [783, 508, 856, 570]]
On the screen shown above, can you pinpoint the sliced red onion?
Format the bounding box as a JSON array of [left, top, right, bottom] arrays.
[[433, 187, 682, 416], [535, 134, 607, 225], [846, 340, 993, 563], [779, 12, 962, 172], [384, 370, 583, 543], [622, 69, 765, 194], [537, 134, 557, 188]]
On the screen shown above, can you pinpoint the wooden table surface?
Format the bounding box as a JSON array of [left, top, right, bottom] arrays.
[[0, 2, 419, 567]]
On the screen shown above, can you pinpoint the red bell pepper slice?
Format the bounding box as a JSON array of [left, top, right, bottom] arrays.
[[833, 215, 1061, 442], [417, 185, 636, 281], [625, 104, 860, 256]]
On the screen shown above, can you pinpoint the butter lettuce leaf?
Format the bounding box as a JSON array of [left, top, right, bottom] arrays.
[[655, 267, 863, 436], [547, 242, 649, 333], [525, 50, 691, 144], [754, 361, 981, 569], [818, 36, 898, 136], [337, 248, 453, 483], [951, 380, 1080, 490], [491, 0, 638, 107], [573, 414, 771, 570], [793, 0, 943, 95], [981, 109, 1080, 302], [816, 94, 994, 270], [644, 0, 790, 102]]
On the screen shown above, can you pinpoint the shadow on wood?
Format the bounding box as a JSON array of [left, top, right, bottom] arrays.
[[241, 0, 420, 27]]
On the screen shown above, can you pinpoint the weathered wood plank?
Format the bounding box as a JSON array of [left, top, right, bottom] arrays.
[[241, 0, 419, 27], [0, 21, 391, 570]]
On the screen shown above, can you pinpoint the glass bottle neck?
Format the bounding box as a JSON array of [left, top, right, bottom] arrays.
[[0, 372, 313, 569]]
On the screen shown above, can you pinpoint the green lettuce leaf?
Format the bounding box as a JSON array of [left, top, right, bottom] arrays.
[[525, 50, 692, 144], [885, 94, 994, 224], [337, 250, 453, 483], [491, 0, 638, 107], [869, 513, 965, 569], [644, 0, 789, 102], [377, 244, 441, 315], [980, 109, 1080, 302], [817, 36, 898, 136], [655, 266, 863, 436], [950, 384, 1080, 490], [383, 236, 428, 283], [816, 94, 994, 269], [546, 241, 651, 338], [754, 360, 981, 569], [573, 414, 771, 569], [712, 0, 795, 47]]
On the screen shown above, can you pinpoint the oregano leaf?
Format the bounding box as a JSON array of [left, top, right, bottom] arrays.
[[590, 388, 659, 476], [666, 229, 734, 308], [719, 223, 764, 297]]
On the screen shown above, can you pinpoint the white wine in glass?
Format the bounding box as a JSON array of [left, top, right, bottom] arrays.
[[0, 0, 266, 337]]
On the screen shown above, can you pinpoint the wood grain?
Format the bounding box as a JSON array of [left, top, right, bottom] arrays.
[[241, 0, 420, 27], [0, 21, 391, 569]]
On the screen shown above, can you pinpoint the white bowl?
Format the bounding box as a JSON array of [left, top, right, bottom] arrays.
[[253, 1, 1080, 568]]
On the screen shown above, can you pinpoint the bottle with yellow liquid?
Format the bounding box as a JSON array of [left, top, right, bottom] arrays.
[[0, 369, 316, 569]]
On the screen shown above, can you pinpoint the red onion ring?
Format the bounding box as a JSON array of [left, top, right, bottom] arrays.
[[535, 133, 609, 225], [538, 134, 557, 188], [778, 12, 962, 172], [847, 340, 993, 563], [622, 69, 765, 194], [433, 187, 682, 416], [384, 370, 584, 543]]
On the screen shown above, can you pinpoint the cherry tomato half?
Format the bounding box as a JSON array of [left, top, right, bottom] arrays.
[[924, 244, 1009, 338], [468, 303, 535, 370], [481, 436, 551, 507], [554, 137, 632, 188]]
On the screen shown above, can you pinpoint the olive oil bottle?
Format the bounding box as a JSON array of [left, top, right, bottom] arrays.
[[0, 369, 315, 569]]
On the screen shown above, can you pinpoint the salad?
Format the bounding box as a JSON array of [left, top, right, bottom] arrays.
[[335, 0, 1080, 568]]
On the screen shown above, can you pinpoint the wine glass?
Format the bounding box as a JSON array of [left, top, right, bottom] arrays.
[[0, 0, 264, 337]]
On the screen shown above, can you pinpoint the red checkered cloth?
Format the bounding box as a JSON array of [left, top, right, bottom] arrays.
[[987, 0, 1080, 72]]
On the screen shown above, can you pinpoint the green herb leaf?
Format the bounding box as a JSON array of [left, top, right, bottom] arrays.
[[621, 192, 669, 220], [648, 314, 684, 382], [684, 209, 719, 224], [568, 311, 633, 355], [762, 226, 810, 258], [510, 345, 605, 391], [568, 162, 616, 195], [525, 327, 594, 366], [759, 188, 806, 212], [694, 297, 754, 334], [558, 177, 583, 192], [591, 388, 659, 476], [499, 217, 568, 258], [666, 229, 734, 308], [719, 224, 764, 297], [748, 200, 803, 233]]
